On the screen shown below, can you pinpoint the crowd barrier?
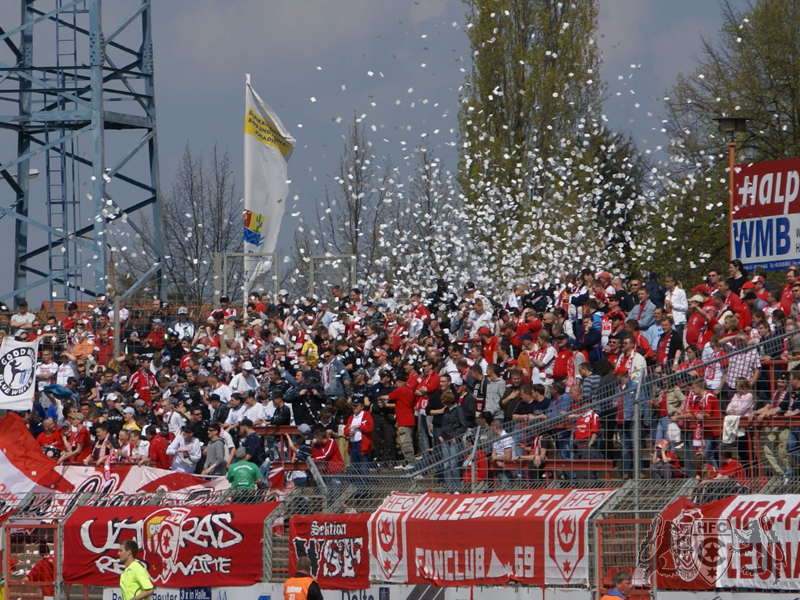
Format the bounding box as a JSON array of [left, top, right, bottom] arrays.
[[4, 477, 800, 600]]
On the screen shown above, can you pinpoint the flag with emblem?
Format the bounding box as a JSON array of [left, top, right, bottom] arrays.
[[243, 75, 296, 297], [0, 336, 40, 409]]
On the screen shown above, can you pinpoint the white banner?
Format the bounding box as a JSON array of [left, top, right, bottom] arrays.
[[0, 336, 40, 409], [243, 75, 295, 296]]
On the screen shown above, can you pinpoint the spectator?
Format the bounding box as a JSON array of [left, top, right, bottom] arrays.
[[166, 425, 202, 473], [310, 429, 345, 474], [226, 447, 263, 503], [201, 423, 227, 476], [345, 399, 374, 470], [649, 439, 682, 480]]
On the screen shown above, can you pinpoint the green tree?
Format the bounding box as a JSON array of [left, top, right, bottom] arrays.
[[457, 0, 636, 286], [656, 0, 800, 279]]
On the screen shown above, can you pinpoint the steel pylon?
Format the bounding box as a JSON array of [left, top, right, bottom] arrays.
[[0, 0, 165, 309]]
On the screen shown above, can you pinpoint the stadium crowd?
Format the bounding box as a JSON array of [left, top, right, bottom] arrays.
[[6, 258, 800, 488]]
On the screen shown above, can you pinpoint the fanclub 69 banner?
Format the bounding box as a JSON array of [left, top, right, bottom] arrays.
[[731, 157, 800, 270], [652, 494, 800, 590], [368, 489, 614, 587], [62, 503, 279, 587], [289, 513, 371, 590]]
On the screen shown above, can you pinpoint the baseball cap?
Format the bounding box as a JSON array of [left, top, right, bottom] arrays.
[[178, 306, 189, 315], [741, 281, 755, 290], [122, 407, 135, 415], [688, 294, 705, 303], [613, 366, 629, 376], [298, 423, 311, 435], [152, 318, 163, 325], [242, 361, 254, 371], [477, 326, 492, 336], [133, 399, 146, 408], [463, 281, 476, 292], [106, 393, 119, 402], [220, 295, 230, 302], [752, 275, 765, 284], [192, 344, 206, 353], [279, 289, 289, 297]]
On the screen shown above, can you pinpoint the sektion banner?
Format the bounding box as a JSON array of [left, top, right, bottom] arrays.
[[368, 489, 614, 587], [289, 513, 371, 590], [62, 503, 279, 587], [651, 494, 800, 590]]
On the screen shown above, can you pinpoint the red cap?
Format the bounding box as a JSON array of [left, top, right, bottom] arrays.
[[477, 327, 492, 336], [598, 271, 612, 280], [752, 275, 765, 284], [613, 366, 629, 376], [741, 281, 754, 289]]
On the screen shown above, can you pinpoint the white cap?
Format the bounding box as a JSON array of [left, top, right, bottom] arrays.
[[278, 289, 289, 297], [242, 361, 254, 371], [178, 307, 189, 315]]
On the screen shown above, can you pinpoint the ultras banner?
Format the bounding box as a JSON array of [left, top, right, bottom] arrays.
[[289, 513, 371, 590], [368, 489, 614, 587], [63, 503, 279, 587]]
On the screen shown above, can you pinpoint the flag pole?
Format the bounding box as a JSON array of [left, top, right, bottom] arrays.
[[242, 74, 250, 317]]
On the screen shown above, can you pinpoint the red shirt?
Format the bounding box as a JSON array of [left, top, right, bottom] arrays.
[[482, 336, 499, 364], [68, 427, 92, 463], [781, 283, 794, 315], [415, 372, 440, 411], [311, 438, 344, 474], [148, 434, 169, 469], [685, 311, 705, 346], [147, 329, 165, 348], [699, 391, 722, 437], [36, 431, 64, 450], [552, 348, 572, 380], [95, 338, 114, 366], [128, 369, 157, 405], [573, 410, 599, 440], [720, 459, 745, 479], [389, 386, 416, 427]]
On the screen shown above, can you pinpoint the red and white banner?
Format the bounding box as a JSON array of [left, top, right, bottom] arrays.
[[368, 489, 613, 587], [289, 513, 371, 590], [63, 503, 279, 587], [731, 157, 800, 270], [653, 494, 800, 590]]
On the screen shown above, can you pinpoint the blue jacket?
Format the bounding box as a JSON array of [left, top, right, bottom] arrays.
[[322, 358, 350, 398], [617, 380, 639, 422], [626, 300, 656, 331]]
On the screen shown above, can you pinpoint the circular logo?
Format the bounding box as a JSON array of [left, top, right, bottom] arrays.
[[0, 347, 36, 396]]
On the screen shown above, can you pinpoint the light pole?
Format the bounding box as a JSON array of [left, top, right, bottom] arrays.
[[714, 116, 749, 260]]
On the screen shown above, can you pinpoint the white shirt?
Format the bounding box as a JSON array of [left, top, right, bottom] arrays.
[[492, 430, 514, 458], [36, 361, 59, 391], [349, 411, 364, 443], [225, 404, 247, 427], [666, 287, 688, 326], [162, 410, 185, 439], [166, 435, 203, 473], [56, 362, 77, 387], [212, 383, 232, 404], [243, 402, 267, 423], [230, 372, 259, 393]]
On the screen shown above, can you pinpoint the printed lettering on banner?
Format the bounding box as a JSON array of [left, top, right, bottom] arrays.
[[63, 503, 278, 587], [369, 494, 425, 582], [650, 494, 800, 590], [546, 490, 615, 584], [290, 514, 370, 590]]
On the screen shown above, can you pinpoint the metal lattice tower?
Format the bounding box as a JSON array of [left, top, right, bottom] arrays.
[[0, 0, 164, 309]]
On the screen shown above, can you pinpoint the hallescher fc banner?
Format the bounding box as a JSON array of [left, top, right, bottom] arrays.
[[243, 75, 295, 295]]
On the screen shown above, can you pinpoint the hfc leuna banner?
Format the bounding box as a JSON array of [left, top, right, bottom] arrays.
[[650, 494, 800, 590], [0, 336, 40, 410]]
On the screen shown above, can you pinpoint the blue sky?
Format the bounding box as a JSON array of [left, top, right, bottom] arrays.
[[1, 0, 747, 303]]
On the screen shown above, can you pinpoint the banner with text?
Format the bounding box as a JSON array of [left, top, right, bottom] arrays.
[[63, 503, 279, 587], [0, 336, 40, 409], [289, 513, 371, 590], [652, 494, 800, 590], [731, 157, 800, 270], [368, 489, 614, 587]]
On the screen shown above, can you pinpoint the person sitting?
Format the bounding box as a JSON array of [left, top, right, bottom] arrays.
[[649, 439, 682, 479]]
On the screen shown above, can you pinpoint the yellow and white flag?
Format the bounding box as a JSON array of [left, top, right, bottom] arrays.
[[243, 75, 295, 295]]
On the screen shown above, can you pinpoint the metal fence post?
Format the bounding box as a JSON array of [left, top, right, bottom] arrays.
[[633, 378, 643, 481]]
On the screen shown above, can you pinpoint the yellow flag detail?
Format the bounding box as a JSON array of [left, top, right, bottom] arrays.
[[244, 108, 293, 157]]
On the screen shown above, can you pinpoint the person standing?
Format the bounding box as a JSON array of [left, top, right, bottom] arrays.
[[283, 556, 323, 600], [601, 570, 632, 600], [117, 540, 153, 600]]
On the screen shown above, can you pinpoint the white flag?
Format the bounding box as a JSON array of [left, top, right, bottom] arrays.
[[0, 337, 40, 409], [243, 75, 296, 296]]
